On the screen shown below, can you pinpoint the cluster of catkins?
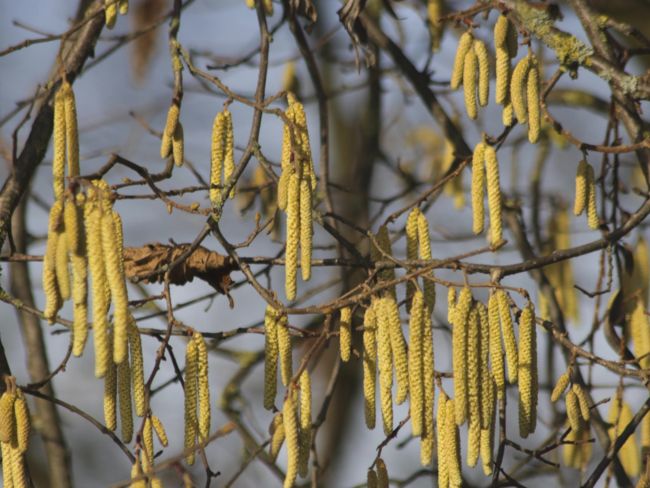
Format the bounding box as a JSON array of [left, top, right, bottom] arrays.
[[104, 0, 129, 29], [0, 385, 30, 488]]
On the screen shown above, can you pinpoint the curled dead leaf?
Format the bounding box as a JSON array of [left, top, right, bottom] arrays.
[[123, 243, 237, 296]]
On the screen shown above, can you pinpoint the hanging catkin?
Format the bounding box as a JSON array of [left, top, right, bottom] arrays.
[[463, 47, 478, 120], [0, 391, 16, 443], [298, 369, 311, 478], [471, 142, 486, 235], [210, 111, 227, 204], [63, 79, 80, 177], [437, 391, 449, 488], [384, 295, 409, 405], [474, 40, 490, 107], [184, 338, 198, 465], [104, 355, 117, 431], [574, 160, 588, 216], [277, 314, 293, 386], [494, 15, 512, 105], [223, 110, 236, 198], [405, 208, 420, 307], [104, 0, 117, 28], [160, 103, 179, 159], [511, 55, 531, 124], [339, 307, 352, 362], [363, 304, 377, 429], [299, 178, 312, 281], [172, 122, 184, 166], [52, 85, 66, 200], [526, 59, 541, 143], [466, 306, 481, 467], [269, 413, 285, 461], [488, 291, 505, 398], [408, 289, 425, 437], [376, 297, 394, 435], [13, 391, 30, 454], [70, 195, 89, 357], [517, 302, 537, 438], [572, 384, 590, 422], [55, 228, 71, 301], [450, 32, 473, 90], [453, 286, 472, 425], [608, 398, 640, 477], [477, 302, 492, 430], [417, 212, 436, 309], [285, 174, 300, 301], [586, 164, 599, 229], [376, 458, 389, 488], [117, 359, 133, 443], [43, 201, 63, 323], [264, 306, 279, 410], [128, 319, 146, 418], [151, 415, 168, 446], [551, 371, 570, 402], [446, 399, 462, 487], [420, 311, 435, 466], [194, 332, 211, 441], [283, 392, 299, 488], [484, 145, 503, 246], [496, 291, 518, 383]]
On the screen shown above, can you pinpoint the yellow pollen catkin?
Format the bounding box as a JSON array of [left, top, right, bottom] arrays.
[[496, 291, 518, 384], [104, 356, 117, 431], [467, 306, 481, 467], [64, 198, 82, 256], [210, 111, 226, 204], [463, 47, 478, 120], [437, 391, 449, 488], [420, 312, 435, 466], [118, 0, 129, 15], [445, 399, 462, 487], [609, 398, 640, 477], [376, 458, 389, 488], [269, 413, 285, 461], [194, 332, 210, 441], [495, 47, 510, 106], [283, 393, 299, 488], [405, 208, 420, 307], [453, 286, 472, 425], [172, 122, 184, 167], [518, 302, 537, 438], [474, 40, 490, 107], [586, 164, 599, 229], [101, 210, 129, 365], [14, 391, 30, 454], [376, 297, 394, 435], [55, 230, 71, 301], [551, 372, 570, 402], [572, 384, 590, 422], [484, 146, 503, 247], [10, 447, 26, 488], [573, 159, 589, 216], [142, 416, 154, 466], [151, 415, 168, 446], [511, 55, 531, 125], [447, 287, 457, 324], [285, 174, 300, 301], [298, 369, 311, 478], [527, 61, 540, 144], [53, 87, 66, 200], [417, 213, 436, 309], [63, 80, 79, 177], [408, 289, 425, 437], [184, 338, 198, 465], [223, 110, 236, 199], [1, 439, 13, 487], [117, 359, 133, 443], [299, 178, 312, 281], [480, 424, 494, 476], [264, 306, 279, 410], [385, 295, 409, 405], [160, 103, 179, 159], [488, 292, 505, 399], [427, 0, 443, 52], [477, 303, 492, 430], [631, 297, 650, 369], [566, 389, 582, 433], [105, 0, 117, 28], [0, 392, 16, 444], [450, 32, 473, 90], [277, 314, 293, 386], [339, 306, 352, 362], [502, 101, 514, 126], [127, 319, 146, 418], [363, 304, 377, 429], [277, 126, 292, 211], [70, 201, 88, 356], [43, 201, 63, 323], [471, 142, 486, 234]]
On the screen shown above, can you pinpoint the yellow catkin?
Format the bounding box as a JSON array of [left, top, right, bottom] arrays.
[[283, 393, 299, 488], [285, 174, 300, 301], [55, 230, 71, 301], [13, 392, 29, 454], [101, 210, 129, 365], [299, 178, 312, 281], [339, 307, 352, 362], [471, 142, 486, 234], [117, 359, 133, 443], [566, 390, 582, 433], [287, 93, 317, 192], [151, 415, 168, 446], [417, 213, 436, 309], [104, 357, 117, 431], [264, 306, 279, 410], [1, 442, 13, 487], [496, 291, 518, 384], [184, 338, 198, 465], [0, 392, 16, 444], [480, 380, 495, 475], [277, 314, 293, 386], [563, 422, 592, 470], [105, 0, 117, 28], [64, 198, 82, 257], [10, 447, 26, 488], [494, 16, 511, 105], [63, 80, 79, 177], [194, 332, 210, 441], [408, 289, 425, 437], [511, 55, 531, 125], [586, 164, 599, 229], [447, 287, 457, 324], [129, 460, 146, 488], [446, 399, 462, 487], [210, 111, 226, 204], [376, 297, 394, 435], [474, 40, 490, 108], [281, 61, 298, 94], [223, 110, 236, 199], [518, 303, 537, 438], [85, 199, 110, 377], [118, 0, 129, 15], [466, 306, 481, 467], [437, 391, 449, 488], [463, 47, 478, 120], [172, 122, 184, 167], [453, 286, 472, 425], [70, 200, 88, 356], [53, 86, 66, 200], [484, 146, 503, 247], [371, 226, 397, 296], [420, 312, 435, 466], [502, 101, 514, 126], [367, 469, 378, 488], [142, 416, 154, 466], [277, 127, 292, 211], [494, 15, 509, 49], [572, 384, 590, 422], [269, 413, 285, 461], [128, 319, 146, 418], [405, 208, 420, 307], [450, 32, 473, 90], [363, 304, 377, 429], [609, 398, 640, 477], [384, 295, 409, 405], [43, 201, 63, 323], [574, 160, 588, 216], [633, 236, 650, 307], [488, 292, 505, 399], [551, 372, 570, 402], [427, 0, 443, 52], [298, 370, 311, 478], [477, 303, 492, 430], [526, 60, 540, 144], [376, 458, 389, 488], [642, 414, 650, 450], [161, 104, 179, 159], [507, 20, 519, 58], [632, 297, 650, 369]]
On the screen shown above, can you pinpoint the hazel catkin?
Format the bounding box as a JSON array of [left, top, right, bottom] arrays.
[[184, 338, 198, 465], [194, 332, 211, 441], [471, 142, 486, 235], [473, 40, 490, 108], [363, 304, 378, 429], [264, 306, 279, 410], [484, 145, 503, 247], [517, 302, 537, 438], [277, 314, 293, 386], [283, 393, 299, 488], [285, 174, 300, 301], [450, 32, 473, 90], [511, 55, 531, 125], [463, 47, 478, 120], [339, 306, 352, 362]]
